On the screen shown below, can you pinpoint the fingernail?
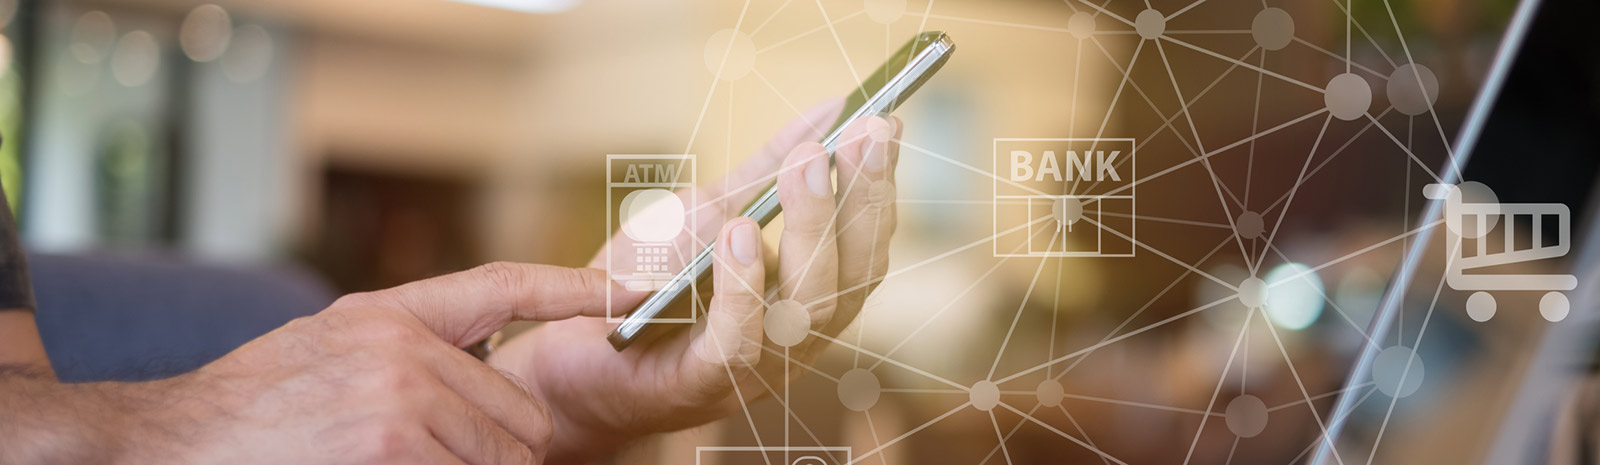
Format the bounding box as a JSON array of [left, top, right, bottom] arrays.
[[731, 222, 758, 265], [863, 118, 893, 173], [805, 154, 832, 197], [863, 140, 888, 173]]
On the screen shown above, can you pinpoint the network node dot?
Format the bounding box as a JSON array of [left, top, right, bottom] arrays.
[[703, 29, 755, 81], [837, 368, 882, 411], [1067, 12, 1096, 39], [1225, 394, 1268, 438], [1052, 197, 1084, 228], [970, 380, 1000, 411], [1135, 9, 1166, 40], [1387, 63, 1440, 116], [1373, 345, 1425, 398], [1237, 211, 1264, 239], [864, 0, 907, 24], [1453, 182, 1501, 239], [764, 299, 811, 347], [1465, 291, 1496, 322], [1036, 379, 1064, 408], [1251, 8, 1294, 51], [1238, 277, 1267, 309], [1325, 73, 1372, 121]]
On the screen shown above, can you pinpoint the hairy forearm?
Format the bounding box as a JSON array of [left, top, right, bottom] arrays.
[[0, 369, 195, 465], [0, 368, 126, 464]]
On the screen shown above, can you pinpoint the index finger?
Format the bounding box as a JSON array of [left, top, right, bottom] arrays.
[[332, 263, 618, 346]]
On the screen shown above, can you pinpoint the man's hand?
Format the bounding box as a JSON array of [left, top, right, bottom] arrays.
[[489, 100, 904, 464], [0, 263, 619, 465]]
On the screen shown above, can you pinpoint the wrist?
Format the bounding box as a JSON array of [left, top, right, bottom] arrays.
[[0, 375, 144, 465]]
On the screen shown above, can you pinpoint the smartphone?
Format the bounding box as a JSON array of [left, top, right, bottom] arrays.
[[606, 31, 956, 351]]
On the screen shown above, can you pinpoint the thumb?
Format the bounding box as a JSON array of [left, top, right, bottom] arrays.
[[331, 263, 619, 346]]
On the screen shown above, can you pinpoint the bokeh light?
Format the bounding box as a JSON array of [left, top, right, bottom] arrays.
[[221, 24, 272, 83], [1264, 262, 1325, 330], [180, 4, 233, 63], [110, 30, 160, 87], [69, 11, 116, 64]]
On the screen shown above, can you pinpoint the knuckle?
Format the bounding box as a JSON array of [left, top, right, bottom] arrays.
[[559, 266, 603, 300], [358, 316, 427, 346], [809, 302, 839, 330], [734, 335, 763, 369], [867, 180, 895, 208], [528, 402, 555, 454], [367, 361, 427, 399], [358, 421, 417, 462], [504, 444, 537, 465], [782, 221, 836, 249], [714, 288, 763, 314], [472, 261, 527, 317], [780, 199, 835, 235], [506, 374, 556, 450], [474, 261, 525, 296], [331, 292, 381, 310]]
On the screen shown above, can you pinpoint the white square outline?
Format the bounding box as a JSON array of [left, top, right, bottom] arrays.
[[606, 154, 698, 324], [695, 446, 852, 465], [992, 138, 1137, 258]]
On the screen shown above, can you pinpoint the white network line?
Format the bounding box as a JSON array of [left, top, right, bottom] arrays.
[[669, 0, 1466, 462]]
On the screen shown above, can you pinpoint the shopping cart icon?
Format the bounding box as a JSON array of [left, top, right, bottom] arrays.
[[1424, 183, 1577, 322]]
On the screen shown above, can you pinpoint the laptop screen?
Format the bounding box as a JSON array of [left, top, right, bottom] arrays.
[[1318, 0, 1600, 462]]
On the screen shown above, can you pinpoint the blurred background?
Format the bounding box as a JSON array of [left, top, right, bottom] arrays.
[[13, 0, 1591, 464]]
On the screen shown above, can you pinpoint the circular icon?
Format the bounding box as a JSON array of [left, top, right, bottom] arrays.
[[1451, 182, 1500, 239], [1373, 345, 1425, 398], [1388, 63, 1440, 116], [1237, 211, 1264, 239], [970, 380, 1000, 411], [1036, 379, 1064, 408], [1325, 73, 1372, 121], [1466, 291, 1496, 322], [838, 368, 881, 411], [1135, 9, 1166, 39], [1225, 394, 1268, 438], [765, 299, 811, 347], [1542, 292, 1570, 322], [1238, 277, 1267, 309], [1052, 197, 1084, 228], [1067, 12, 1095, 39], [1251, 8, 1294, 51], [620, 188, 686, 243]]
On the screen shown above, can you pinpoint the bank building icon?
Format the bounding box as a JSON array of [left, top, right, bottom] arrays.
[[992, 138, 1136, 258]]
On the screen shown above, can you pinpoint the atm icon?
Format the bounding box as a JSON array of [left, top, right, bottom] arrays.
[[992, 138, 1136, 258]]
